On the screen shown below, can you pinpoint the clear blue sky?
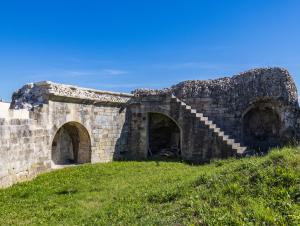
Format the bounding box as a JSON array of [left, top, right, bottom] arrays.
[[0, 0, 300, 100]]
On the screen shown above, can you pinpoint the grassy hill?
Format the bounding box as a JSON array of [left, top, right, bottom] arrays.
[[0, 147, 299, 226]]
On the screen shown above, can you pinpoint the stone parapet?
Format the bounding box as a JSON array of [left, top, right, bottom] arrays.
[[11, 81, 133, 110]]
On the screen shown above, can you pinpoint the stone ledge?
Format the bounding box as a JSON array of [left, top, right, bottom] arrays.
[[11, 81, 133, 109]]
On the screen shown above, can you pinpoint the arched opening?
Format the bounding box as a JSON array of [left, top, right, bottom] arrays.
[[148, 113, 181, 159], [51, 122, 91, 165], [243, 104, 281, 152]]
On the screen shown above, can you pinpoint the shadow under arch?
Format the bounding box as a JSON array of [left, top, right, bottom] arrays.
[[51, 121, 92, 166], [147, 112, 182, 160], [242, 100, 282, 152]]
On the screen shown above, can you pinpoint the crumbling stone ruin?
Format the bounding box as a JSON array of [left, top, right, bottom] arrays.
[[0, 67, 299, 187]]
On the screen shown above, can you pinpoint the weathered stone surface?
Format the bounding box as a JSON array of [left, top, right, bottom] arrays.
[[11, 81, 133, 110], [134, 68, 297, 104], [0, 67, 299, 188], [132, 67, 299, 152], [1, 83, 131, 188]]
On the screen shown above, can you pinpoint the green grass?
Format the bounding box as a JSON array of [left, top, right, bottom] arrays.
[[0, 147, 299, 226]]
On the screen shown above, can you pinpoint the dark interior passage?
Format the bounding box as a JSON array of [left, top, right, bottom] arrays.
[[243, 105, 281, 152], [148, 113, 181, 159], [52, 122, 91, 165]]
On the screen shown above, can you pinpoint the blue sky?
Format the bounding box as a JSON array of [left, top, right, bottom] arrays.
[[0, 0, 300, 100]]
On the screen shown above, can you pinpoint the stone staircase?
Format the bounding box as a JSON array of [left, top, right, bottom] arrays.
[[171, 94, 247, 154]]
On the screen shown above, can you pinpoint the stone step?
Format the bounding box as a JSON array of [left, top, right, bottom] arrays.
[[209, 124, 217, 129], [204, 120, 213, 126], [190, 109, 197, 114], [234, 146, 247, 154], [172, 94, 247, 154], [226, 138, 235, 144], [231, 142, 241, 147], [196, 113, 204, 118], [213, 127, 220, 133], [222, 135, 229, 140], [201, 116, 209, 121]]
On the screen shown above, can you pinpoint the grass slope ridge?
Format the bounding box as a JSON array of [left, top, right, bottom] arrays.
[[0, 147, 299, 226]]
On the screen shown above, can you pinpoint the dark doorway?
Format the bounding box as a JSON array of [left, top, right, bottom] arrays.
[[243, 105, 281, 152], [52, 122, 91, 165], [148, 113, 181, 159]]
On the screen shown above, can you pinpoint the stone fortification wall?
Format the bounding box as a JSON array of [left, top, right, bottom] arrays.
[[1, 67, 299, 187], [127, 95, 236, 163], [0, 105, 49, 187], [172, 68, 299, 144], [134, 68, 297, 106], [0, 102, 29, 119], [133, 68, 299, 148], [0, 82, 132, 188]]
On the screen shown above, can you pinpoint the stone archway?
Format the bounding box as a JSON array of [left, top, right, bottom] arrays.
[[243, 104, 281, 152], [148, 113, 181, 159], [51, 122, 91, 165]]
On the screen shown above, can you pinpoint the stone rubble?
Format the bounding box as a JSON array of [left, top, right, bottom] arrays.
[[133, 67, 298, 106]]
